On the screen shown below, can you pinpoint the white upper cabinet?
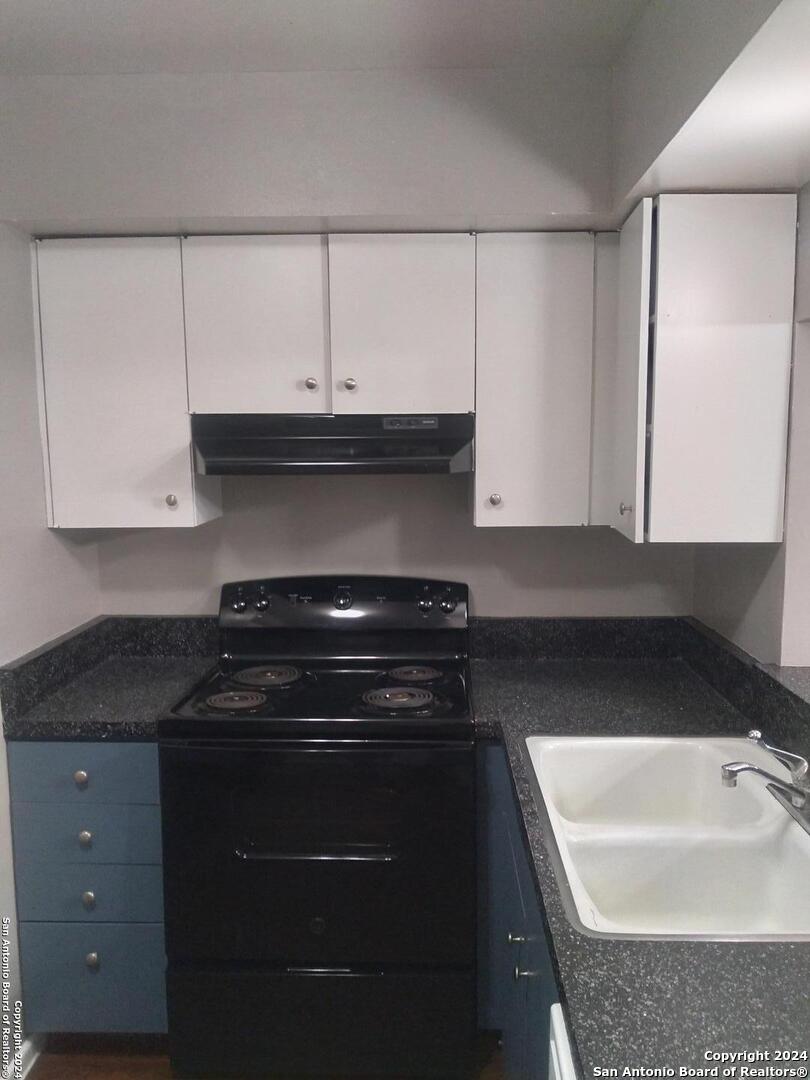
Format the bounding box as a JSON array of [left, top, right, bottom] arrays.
[[475, 233, 594, 527], [648, 194, 795, 543], [36, 238, 221, 529], [327, 234, 475, 414], [183, 235, 330, 413], [597, 199, 652, 541], [595, 193, 796, 544]]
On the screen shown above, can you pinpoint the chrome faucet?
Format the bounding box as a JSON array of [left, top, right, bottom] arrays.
[[721, 730, 810, 815]]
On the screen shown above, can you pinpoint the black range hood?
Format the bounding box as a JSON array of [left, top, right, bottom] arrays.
[[191, 413, 475, 476]]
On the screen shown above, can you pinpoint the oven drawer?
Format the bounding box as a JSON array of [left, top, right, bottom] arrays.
[[160, 740, 476, 965], [8, 742, 159, 804], [16, 863, 164, 923], [19, 922, 167, 1033], [12, 802, 162, 864], [167, 967, 475, 1078]]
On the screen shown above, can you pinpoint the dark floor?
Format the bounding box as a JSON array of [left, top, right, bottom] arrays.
[[30, 1035, 505, 1080]]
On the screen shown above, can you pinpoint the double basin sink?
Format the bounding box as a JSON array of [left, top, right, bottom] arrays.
[[526, 736, 810, 939]]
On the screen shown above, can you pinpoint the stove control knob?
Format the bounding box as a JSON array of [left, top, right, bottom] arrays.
[[417, 597, 433, 613], [333, 591, 353, 610], [439, 598, 457, 613], [253, 597, 269, 611], [231, 599, 247, 613]]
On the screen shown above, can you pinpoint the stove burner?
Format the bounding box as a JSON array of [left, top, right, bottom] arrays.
[[388, 665, 443, 683], [231, 665, 303, 688], [362, 686, 435, 711], [205, 690, 267, 711]]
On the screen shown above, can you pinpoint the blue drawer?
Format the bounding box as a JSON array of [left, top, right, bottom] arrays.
[[20, 922, 167, 1033], [16, 863, 164, 923], [12, 803, 162, 864], [8, 742, 159, 805]]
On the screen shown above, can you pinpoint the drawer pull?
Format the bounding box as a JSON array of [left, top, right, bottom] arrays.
[[78, 829, 93, 849], [81, 890, 96, 910], [73, 769, 89, 789], [85, 951, 100, 971]]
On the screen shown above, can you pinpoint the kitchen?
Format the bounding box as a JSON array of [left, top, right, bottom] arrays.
[[1, 1, 810, 1078]]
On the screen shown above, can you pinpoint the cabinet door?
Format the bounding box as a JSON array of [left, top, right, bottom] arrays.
[[475, 234, 594, 527], [648, 194, 795, 542], [327, 234, 475, 414], [605, 199, 652, 542], [183, 235, 330, 413], [36, 238, 220, 528]]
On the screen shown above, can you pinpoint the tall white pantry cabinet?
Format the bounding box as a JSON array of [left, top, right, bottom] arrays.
[[593, 193, 797, 544]]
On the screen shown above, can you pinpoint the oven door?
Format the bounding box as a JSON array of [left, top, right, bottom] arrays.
[[159, 739, 475, 966]]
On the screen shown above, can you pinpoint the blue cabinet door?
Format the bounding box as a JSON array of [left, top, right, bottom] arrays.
[[15, 863, 164, 923], [8, 742, 159, 804], [19, 922, 167, 1033], [12, 802, 162, 864], [479, 743, 558, 1080]]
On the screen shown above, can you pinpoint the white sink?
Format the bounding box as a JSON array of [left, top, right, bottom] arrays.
[[526, 736, 810, 940]]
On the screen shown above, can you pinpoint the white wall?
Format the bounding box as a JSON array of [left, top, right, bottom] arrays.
[[779, 181, 810, 664], [692, 544, 785, 662], [0, 222, 101, 1036], [611, 0, 781, 208], [0, 66, 610, 234], [95, 474, 694, 617]]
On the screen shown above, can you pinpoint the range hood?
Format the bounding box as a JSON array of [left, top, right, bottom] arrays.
[[191, 413, 475, 476]]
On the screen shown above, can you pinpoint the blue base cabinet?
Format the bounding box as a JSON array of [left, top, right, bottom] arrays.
[[479, 743, 558, 1080], [7, 741, 167, 1034]]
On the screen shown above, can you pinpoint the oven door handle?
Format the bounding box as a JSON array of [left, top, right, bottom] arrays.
[[233, 843, 400, 863]]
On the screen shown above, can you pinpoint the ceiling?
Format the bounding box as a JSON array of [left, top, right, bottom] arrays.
[[632, 0, 810, 202], [0, 0, 649, 76]]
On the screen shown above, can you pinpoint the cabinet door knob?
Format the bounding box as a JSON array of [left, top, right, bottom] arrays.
[[81, 890, 96, 910], [343, 377, 357, 391], [489, 493, 502, 507], [304, 376, 319, 390], [514, 966, 539, 981], [73, 769, 89, 788], [619, 502, 633, 516], [85, 952, 100, 971], [507, 931, 526, 944], [165, 494, 179, 508], [78, 829, 93, 848]]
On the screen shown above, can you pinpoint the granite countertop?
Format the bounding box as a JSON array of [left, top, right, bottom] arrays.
[[472, 657, 810, 1075], [762, 663, 810, 707], [2, 656, 213, 740], [2, 616, 809, 1075]]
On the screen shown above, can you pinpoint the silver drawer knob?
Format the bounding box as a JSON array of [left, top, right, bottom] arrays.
[[514, 966, 539, 981], [619, 502, 633, 516], [343, 377, 357, 391], [78, 829, 93, 848], [82, 890, 96, 910], [304, 376, 319, 390], [85, 952, 100, 971], [507, 931, 526, 944], [73, 769, 89, 788], [165, 494, 178, 508], [489, 493, 502, 507]]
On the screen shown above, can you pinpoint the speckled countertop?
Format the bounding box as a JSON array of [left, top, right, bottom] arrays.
[[762, 664, 810, 707], [2, 656, 213, 740], [3, 617, 810, 1074], [472, 658, 810, 1075]]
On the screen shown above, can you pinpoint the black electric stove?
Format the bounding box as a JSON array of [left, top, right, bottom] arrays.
[[159, 576, 476, 1079], [161, 574, 473, 739]]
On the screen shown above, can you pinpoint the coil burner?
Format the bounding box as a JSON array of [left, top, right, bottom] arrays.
[[231, 665, 303, 688], [205, 691, 267, 711], [387, 665, 443, 683], [362, 686, 436, 712]]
